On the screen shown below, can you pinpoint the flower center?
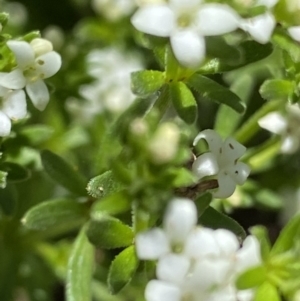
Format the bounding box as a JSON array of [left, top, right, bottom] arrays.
[[177, 12, 195, 28]]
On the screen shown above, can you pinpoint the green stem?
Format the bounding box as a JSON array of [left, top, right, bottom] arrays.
[[132, 201, 150, 234], [234, 99, 285, 144]]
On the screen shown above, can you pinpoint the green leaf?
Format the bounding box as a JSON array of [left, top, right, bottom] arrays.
[[131, 70, 165, 97], [0, 170, 7, 188], [0, 162, 30, 183], [87, 171, 123, 199], [108, 246, 138, 294], [41, 150, 87, 196], [250, 226, 271, 261], [199, 206, 246, 240], [272, 29, 300, 62], [259, 79, 295, 101], [236, 265, 267, 290], [22, 198, 87, 232], [195, 193, 213, 217], [66, 226, 94, 301], [200, 41, 273, 74], [254, 282, 280, 301], [271, 213, 300, 256], [91, 191, 131, 218], [0, 185, 17, 216], [87, 215, 133, 249], [20, 124, 54, 145], [170, 81, 197, 124], [254, 189, 283, 210], [188, 73, 245, 113]]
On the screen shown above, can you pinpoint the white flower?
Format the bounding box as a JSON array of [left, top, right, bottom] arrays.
[[192, 129, 250, 198], [92, 0, 136, 20], [67, 48, 143, 119], [239, 0, 279, 43], [0, 38, 61, 111], [0, 86, 26, 136], [258, 104, 300, 153], [137, 198, 261, 301], [131, 0, 240, 67], [288, 26, 300, 42]]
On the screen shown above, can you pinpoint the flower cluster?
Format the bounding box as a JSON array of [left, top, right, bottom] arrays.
[[67, 47, 143, 120], [131, 0, 294, 67], [258, 104, 300, 154], [136, 198, 261, 301], [192, 130, 250, 198], [0, 38, 61, 136]]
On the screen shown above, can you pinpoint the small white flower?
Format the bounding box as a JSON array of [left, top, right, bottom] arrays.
[[131, 0, 240, 67], [137, 198, 261, 301], [288, 26, 300, 42], [258, 104, 300, 153], [0, 38, 61, 111], [192, 129, 250, 198], [0, 86, 26, 136], [239, 0, 279, 43]]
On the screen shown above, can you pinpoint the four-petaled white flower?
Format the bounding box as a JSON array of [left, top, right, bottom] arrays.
[[136, 198, 261, 301], [239, 0, 279, 44], [258, 104, 300, 153], [131, 0, 240, 67], [192, 129, 250, 198], [0, 38, 61, 111], [0, 87, 26, 136], [288, 26, 300, 42]]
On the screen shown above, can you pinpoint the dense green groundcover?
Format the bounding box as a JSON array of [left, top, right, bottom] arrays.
[[1, 0, 300, 300]]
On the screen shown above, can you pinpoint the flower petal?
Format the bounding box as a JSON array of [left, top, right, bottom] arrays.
[[184, 227, 220, 259], [145, 280, 181, 301], [35, 51, 62, 78], [257, 0, 279, 8], [135, 228, 170, 260], [170, 29, 205, 67], [240, 13, 276, 44], [7, 40, 35, 68], [281, 135, 299, 154], [227, 162, 251, 185], [131, 5, 175, 37], [156, 254, 190, 284], [197, 4, 240, 36], [164, 198, 197, 245], [288, 26, 300, 42], [236, 289, 256, 301], [0, 69, 26, 89], [220, 137, 246, 166], [26, 79, 50, 111], [192, 152, 219, 179], [0, 111, 11, 136], [258, 112, 287, 134], [214, 172, 236, 198], [214, 229, 240, 257], [2, 90, 27, 120], [235, 235, 261, 274], [193, 129, 223, 156]]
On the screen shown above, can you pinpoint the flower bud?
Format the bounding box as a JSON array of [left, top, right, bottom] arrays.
[[130, 118, 148, 137], [148, 123, 180, 164], [43, 26, 64, 50], [30, 38, 53, 57]]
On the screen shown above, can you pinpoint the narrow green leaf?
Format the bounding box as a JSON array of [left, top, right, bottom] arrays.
[[0, 162, 30, 183], [236, 265, 267, 290], [41, 150, 87, 196], [22, 198, 87, 231], [271, 213, 300, 256], [108, 246, 138, 294], [66, 226, 94, 301], [254, 282, 280, 301], [87, 171, 123, 199], [20, 124, 54, 145], [131, 70, 165, 97], [259, 79, 295, 101], [199, 206, 246, 240], [195, 193, 213, 217], [188, 73, 245, 113], [0, 170, 7, 188], [91, 191, 131, 218], [254, 189, 283, 210], [0, 185, 17, 216], [87, 215, 133, 249], [170, 81, 197, 124], [250, 226, 271, 261]]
